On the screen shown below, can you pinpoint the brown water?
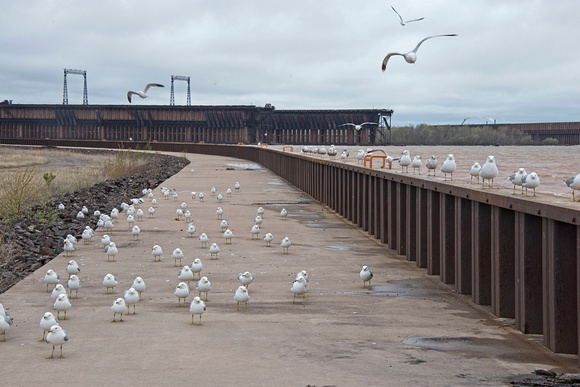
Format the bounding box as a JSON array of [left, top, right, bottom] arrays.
[[286, 145, 580, 198]]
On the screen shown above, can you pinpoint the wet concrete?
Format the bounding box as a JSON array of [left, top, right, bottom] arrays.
[[0, 152, 578, 386]]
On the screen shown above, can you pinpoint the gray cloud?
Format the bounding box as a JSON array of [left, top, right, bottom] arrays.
[[1, 0, 579, 126]]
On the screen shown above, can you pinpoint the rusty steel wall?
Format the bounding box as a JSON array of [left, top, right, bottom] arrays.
[[2, 138, 579, 361]]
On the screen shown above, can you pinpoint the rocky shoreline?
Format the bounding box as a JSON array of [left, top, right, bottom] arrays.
[[0, 150, 190, 294]]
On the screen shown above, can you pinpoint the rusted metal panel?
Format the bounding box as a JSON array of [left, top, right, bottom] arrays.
[[427, 190, 440, 276], [396, 182, 407, 256], [440, 193, 455, 285], [514, 213, 543, 334], [379, 178, 388, 244], [415, 188, 428, 268], [406, 185, 417, 262], [542, 218, 578, 354], [387, 180, 398, 251], [472, 202, 492, 305], [455, 197, 472, 294], [491, 207, 515, 318]]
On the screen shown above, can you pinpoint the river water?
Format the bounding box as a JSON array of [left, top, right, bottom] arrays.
[[275, 145, 580, 198]]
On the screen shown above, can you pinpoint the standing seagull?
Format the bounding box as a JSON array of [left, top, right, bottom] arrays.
[[45, 325, 69, 359], [440, 154, 456, 180], [382, 34, 457, 71], [360, 266, 374, 288], [391, 5, 424, 26], [127, 83, 164, 103], [565, 173, 580, 201], [479, 156, 499, 187]]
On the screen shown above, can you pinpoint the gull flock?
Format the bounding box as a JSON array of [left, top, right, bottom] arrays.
[[0, 164, 379, 360], [301, 144, 580, 200]]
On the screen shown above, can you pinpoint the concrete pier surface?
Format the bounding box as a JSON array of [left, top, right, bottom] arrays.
[[0, 152, 577, 386]]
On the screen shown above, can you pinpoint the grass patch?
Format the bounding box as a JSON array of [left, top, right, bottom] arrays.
[[0, 145, 154, 222]]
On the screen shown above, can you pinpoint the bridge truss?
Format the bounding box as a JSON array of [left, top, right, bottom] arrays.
[[170, 75, 191, 106]]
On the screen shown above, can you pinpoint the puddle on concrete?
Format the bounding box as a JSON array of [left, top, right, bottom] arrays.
[[225, 163, 263, 170], [268, 178, 287, 185], [403, 336, 490, 351], [301, 221, 352, 229], [323, 245, 355, 251]]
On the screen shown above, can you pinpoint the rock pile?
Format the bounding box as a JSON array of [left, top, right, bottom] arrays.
[[0, 152, 189, 294]]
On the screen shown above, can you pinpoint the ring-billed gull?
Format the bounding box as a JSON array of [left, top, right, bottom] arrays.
[[257, 207, 265, 218], [81, 228, 92, 243], [291, 277, 307, 304], [102, 274, 118, 294], [190, 258, 203, 280], [226, 188, 232, 197], [176, 209, 184, 220], [234, 285, 249, 311], [280, 208, 288, 220], [132, 277, 146, 300], [40, 312, 58, 341], [44, 269, 60, 292], [360, 266, 373, 288], [254, 215, 263, 226], [178, 265, 194, 285], [184, 210, 192, 222], [251, 225, 261, 239], [217, 193, 223, 203], [280, 237, 291, 254], [198, 192, 204, 202], [111, 298, 127, 322], [51, 284, 67, 299], [263, 232, 274, 246], [296, 270, 309, 283], [131, 225, 141, 241], [234, 182, 241, 192], [220, 219, 229, 231], [440, 154, 456, 181], [54, 294, 71, 320], [522, 172, 540, 196], [63, 239, 75, 257], [101, 235, 111, 250], [411, 155, 422, 174], [152, 198, 158, 207], [210, 187, 217, 196], [238, 272, 254, 289], [425, 155, 438, 176], [123, 288, 139, 314], [216, 207, 224, 220], [186, 223, 197, 237], [58, 203, 65, 211], [66, 260, 81, 278], [175, 282, 191, 306], [152, 245, 163, 262], [127, 83, 164, 103], [45, 325, 69, 359], [136, 208, 144, 221], [0, 306, 13, 342], [127, 214, 135, 229], [189, 296, 206, 325], [171, 248, 185, 267], [76, 211, 85, 220], [196, 277, 211, 301], [199, 233, 210, 248], [508, 168, 527, 194], [223, 229, 235, 244], [399, 150, 412, 172], [390, 5, 424, 26], [382, 34, 457, 71], [67, 275, 82, 299], [479, 155, 499, 187], [469, 162, 481, 184], [209, 243, 220, 259], [565, 173, 580, 201], [105, 241, 118, 262]]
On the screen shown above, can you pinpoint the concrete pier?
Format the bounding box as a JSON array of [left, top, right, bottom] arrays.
[[0, 151, 578, 385]]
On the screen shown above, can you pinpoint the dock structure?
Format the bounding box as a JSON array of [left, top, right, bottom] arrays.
[[0, 104, 392, 146], [1, 138, 579, 363]]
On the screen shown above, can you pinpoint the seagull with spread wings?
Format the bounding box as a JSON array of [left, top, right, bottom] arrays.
[[391, 6, 424, 26], [127, 83, 164, 103], [382, 34, 457, 72]]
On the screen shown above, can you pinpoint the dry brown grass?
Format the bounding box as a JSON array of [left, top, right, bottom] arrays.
[[0, 146, 151, 220]]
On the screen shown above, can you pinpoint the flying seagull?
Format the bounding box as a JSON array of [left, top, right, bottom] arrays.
[[391, 6, 424, 26], [381, 34, 457, 72], [337, 122, 377, 131], [127, 83, 164, 103]]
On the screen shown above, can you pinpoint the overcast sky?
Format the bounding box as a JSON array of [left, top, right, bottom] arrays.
[[1, 0, 578, 126]]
